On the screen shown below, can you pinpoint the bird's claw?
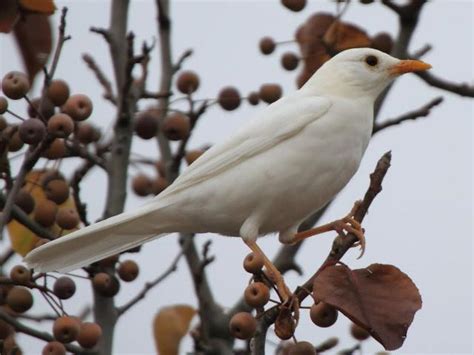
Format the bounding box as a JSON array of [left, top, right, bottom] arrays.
[[333, 205, 366, 258]]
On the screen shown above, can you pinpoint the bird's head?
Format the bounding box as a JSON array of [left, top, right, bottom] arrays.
[[303, 47, 431, 100]]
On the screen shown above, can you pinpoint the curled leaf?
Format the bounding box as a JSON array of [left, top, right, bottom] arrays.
[[19, 0, 56, 14], [313, 264, 422, 350], [153, 304, 196, 355]]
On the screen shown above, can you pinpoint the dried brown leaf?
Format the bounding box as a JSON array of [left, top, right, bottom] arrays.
[[313, 264, 422, 350], [19, 0, 56, 14], [0, 0, 20, 33]]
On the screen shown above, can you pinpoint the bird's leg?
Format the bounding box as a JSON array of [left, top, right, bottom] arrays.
[[244, 240, 292, 302], [292, 201, 366, 257]]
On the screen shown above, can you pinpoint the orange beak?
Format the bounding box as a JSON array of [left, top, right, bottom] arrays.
[[389, 59, 432, 76]]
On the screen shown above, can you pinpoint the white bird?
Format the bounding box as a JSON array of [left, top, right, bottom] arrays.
[[24, 48, 430, 298]]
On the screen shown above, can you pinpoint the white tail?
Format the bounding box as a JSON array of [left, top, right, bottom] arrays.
[[23, 202, 175, 273]]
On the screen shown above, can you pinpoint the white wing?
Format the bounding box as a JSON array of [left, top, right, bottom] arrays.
[[161, 93, 332, 197]]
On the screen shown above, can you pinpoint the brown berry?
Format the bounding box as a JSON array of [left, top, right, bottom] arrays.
[[53, 316, 80, 343], [6, 286, 33, 313], [43, 139, 67, 160], [185, 149, 204, 165], [10, 265, 31, 284], [34, 199, 58, 227], [53, 277, 76, 300], [372, 32, 394, 54], [134, 109, 159, 140], [288, 341, 316, 355], [75, 122, 100, 144], [260, 84, 282, 104], [0, 115, 7, 131], [162, 113, 190, 141], [62, 94, 93, 121], [0, 97, 8, 114], [19, 118, 46, 145], [350, 323, 370, 341], [47, 113, 74, 138], [247, 92, 260, 106], [229, 312, 257, 340], [77, 322, 102, 349], [56, 208, 79, 230], [244, 282, 270, 308], [8, 129, 24, 152], [176, 71, 200, 94], [93, 273, 120, 297], [44, 179, 70, 205], [47, 80, 70, 107], [259, 37, 275, 55], [0, 320, 13, 340], [98, 254, 119, 268], [2, 71, 29, 100], [27, 97, 55, 119], [218, 87, 241, 111], [281, 0, 306, 12], [151, 177, 169, 195], [309, 302, 338, 328], [281, 52, 299, 71], [42, 341, 66, 355], [15, 189, 35, 214], [243, 252, 264, 274], [132, 174, 153, 197], [117, 260, 139, 282]]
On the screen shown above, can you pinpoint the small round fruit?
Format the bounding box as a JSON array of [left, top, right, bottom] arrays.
[[8, 130, 24, 152], [6, 286, 33, 313], [98, 254, 119, 268], [229, 312, 257, 340], [281, 0, 307, 12], [259, 37, 275, 55], [93, 273, 120, 297], [281, 52, 299, 71], [176, 71, 200, 94], [218, 87, 241, 111], [53, 316, 80, 343], [288, 341, 316, 355], [350, 323, 370, 341], [43, 139, 67, 160], [19, 118, 46, 145], [15, 189, 35, 214], [185, 149, 204, 165], [247, 92, 260, 106], [77, 322, 102, 349], [134, 110, 159, 140], [259, 84, 282, 104], [75, 123, 100, 144], [47, 113, 74, 138], [0, 115, 7, 131], [244, 282, 270, 308], [2, 71, 29, 100], [27, 97, 55, 119], [56, 208, 79, 230], [117, 260, 139, 282], [42, 341, 66, 355], [44, 179, 70, 205], [62, 94, 93, 121], [309, 302, 338, 328], [34, 199, 58, 227], [162, 113, 190, 141], [243, 252, 264, 274], [371, 32, 394, 54], [10, 265, 31, 284], [47, 80, 70, 106], [0, 97, 8, 114], [0, 320, 13, 340], [132, 174, 152, 197], [151, 177, 169, 195], [53, 277, 76, 300]]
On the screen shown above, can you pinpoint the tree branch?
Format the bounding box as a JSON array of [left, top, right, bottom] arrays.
[[416, 71, 474, 97], [373, 96, 444, 134], [82, 53, 117, 105]]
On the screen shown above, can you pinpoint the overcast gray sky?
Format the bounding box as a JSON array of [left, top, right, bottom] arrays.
[[0, 0, 473, 354]]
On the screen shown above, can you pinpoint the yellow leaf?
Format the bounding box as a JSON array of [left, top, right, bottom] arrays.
[[153, 305, 196, 355], [19, 0, 56, 15], [7, 170, 78, 256]]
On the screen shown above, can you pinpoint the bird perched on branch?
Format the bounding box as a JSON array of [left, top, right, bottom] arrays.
[[24, 48, 431, 301]]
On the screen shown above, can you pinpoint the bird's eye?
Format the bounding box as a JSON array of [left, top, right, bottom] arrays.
[[365, 55, 378, 67]]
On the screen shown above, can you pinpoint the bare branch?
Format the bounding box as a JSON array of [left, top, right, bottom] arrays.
[[173, 49, 193, 73], [416, 71, 474, 97], [373, 96, 444, 134], [70, 160, 95, 226], [82, 54, 117, 105]]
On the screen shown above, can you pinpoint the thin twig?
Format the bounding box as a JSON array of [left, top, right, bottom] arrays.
[[373, 96, 443, 134], [82, 53, 117, 105], [416, 71, 474, 97]]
